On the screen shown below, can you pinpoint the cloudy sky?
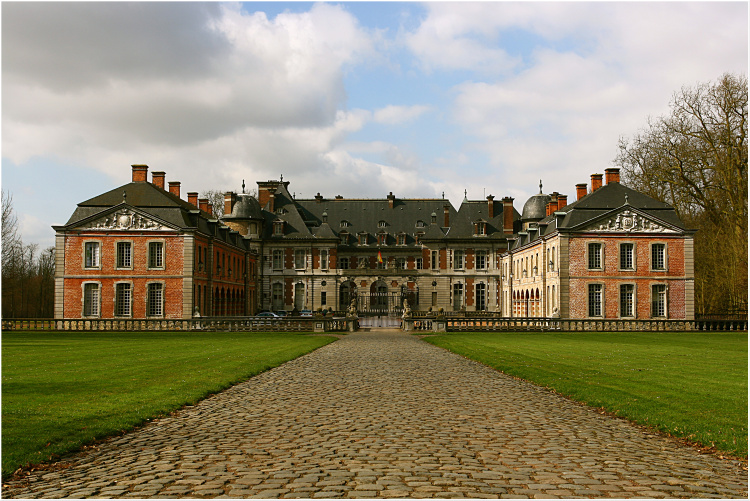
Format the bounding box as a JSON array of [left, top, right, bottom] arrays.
[[2, 1, 747, 250]]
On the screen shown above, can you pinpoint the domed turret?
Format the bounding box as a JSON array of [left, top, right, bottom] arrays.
[[222, 193, 264, 237], [521, 180, 551, 226]]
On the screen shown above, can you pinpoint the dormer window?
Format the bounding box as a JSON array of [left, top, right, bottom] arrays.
[[378, 220, 387, 228], [415, 232, 424, 245], [340, 220, 350, 228], [275, 207, 287, 215], [358, 232, 369, 246], [273, 220, 285, 236], [416, 220, 425, 228], [475, 221, 487, 236], [340, 232, 349, 245], [397, 233, 407, 246], [378, 233, 388, 246]]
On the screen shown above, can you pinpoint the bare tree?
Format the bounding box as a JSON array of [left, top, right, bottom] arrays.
[[615, 73, 748, 315], [200, 190, 225, 219]]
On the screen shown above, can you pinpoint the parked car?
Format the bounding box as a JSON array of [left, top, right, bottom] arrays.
[[256, 311, 279, 318], [275, 310, 288, 317], [300, 309, 313, 317]]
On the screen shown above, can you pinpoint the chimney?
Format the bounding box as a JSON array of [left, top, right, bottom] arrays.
[[187, 192, 199, 208], [131, 164, 148, 182], [605, 168, 621, 185], [487, 195, 495, 218], [151, 171, 165, 189], [388, 192, 396, 209], [548, 192, 559, 214], [199, 198, 210, 214], [576, 183, 588, 201], [502, 197, 514, 233], [256, 181, 280, 209], [224, 192, 237, 216], [443, 205, 450, 227], [546, 202, 553, 217], [591, 173, 603, 192], [168, 181, 181, 199], [268, 193, 275, 213], [315, 193, 324, 203], [557, 194, 567, 209]]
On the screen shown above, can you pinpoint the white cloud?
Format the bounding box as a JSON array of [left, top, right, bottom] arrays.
[[373, 105, 431, 125]]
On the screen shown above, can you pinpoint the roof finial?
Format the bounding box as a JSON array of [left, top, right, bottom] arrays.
[[242, 179, 245, 194], [624, 194, 629, 204], [122, 190, 127, 203], [280, 174, 283, 183], [539, 180, 543, 194]]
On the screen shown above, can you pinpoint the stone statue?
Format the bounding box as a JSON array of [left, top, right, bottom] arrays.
[[347, 298, 358, 318], [402, 298, 412, 318]]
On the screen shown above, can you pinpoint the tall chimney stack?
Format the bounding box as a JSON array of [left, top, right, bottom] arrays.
[[224, 192, 237, 216], [188, 192, 199, 208], [591, 173, 603, 192], [502, 197, 514, 233], [443, 205, 450, 227], [557, 194, 567, 209], [168, 181, 181, 199], [199, 198, 210, 214], [487, 195, 495, 218], [132, 164, 148, 182], [151, 171, 165, 189], [605, 168, 620, 185], [576, 183, 588, 201], [388, 192, 396, 209]]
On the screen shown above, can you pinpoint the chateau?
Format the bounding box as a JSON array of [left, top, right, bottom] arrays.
[[53, 165, 695, 320]]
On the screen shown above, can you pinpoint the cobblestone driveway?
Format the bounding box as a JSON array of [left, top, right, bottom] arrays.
[[3, 331, 747, 498]]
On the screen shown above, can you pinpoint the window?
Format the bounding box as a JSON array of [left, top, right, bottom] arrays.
[[588, 243, 602, 270], [475, 221, 486, 235], [272, 250, 284, 270], [620, 243, 634, 270], [273, 221, 284, 236], [294, 282, 305, 310], [588, 284, 603, 317], [320, 249, 329, 270], [454, 250, 464, 270], [115, 283, 131, 317], [651, 243, 666, 270], [620, 284, 634, 317], [453, 283, 464, 310], [358, 257, 369, 269], [431, 250, 438, 270], [652, 284, 667, 317], [83, 283, 100, 317], [148, 241, 164, 269], [416, 220, 425, 228], [396, 257, 406, 270], [378, 220, 387, 228], [397, 234, 406, 245], [147, 283, 164, 317], [378, 233, 388, 246], [549, 246, 555, 271], [116, 242, 132, 269], [476, 250, 487, 270], [321, 291, 327, 306], [340, 220, 350, 228], [416, 257, 423, 270], [377, 256, 387, 269], [294, 250, 306, 270], [415, 232, 423, 245], [340, 232, 349, 245], [272, 283, 284, 310], [476, 283, 486, 310], [358, 233, 368, 246], [338, 257, 349, 270], [84, 242, 100, 269]]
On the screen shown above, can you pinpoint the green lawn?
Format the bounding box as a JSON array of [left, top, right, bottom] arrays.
[[1, 331, 336, 476], [425, 332, 747, 458]]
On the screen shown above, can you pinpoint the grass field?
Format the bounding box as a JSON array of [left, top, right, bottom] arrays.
[[425, 331, 747, 458], [1, 331, 336, 477]]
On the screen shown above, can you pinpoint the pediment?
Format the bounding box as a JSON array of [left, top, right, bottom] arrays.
[[74, 206, 174, 231], [575, 207, 680, 234]]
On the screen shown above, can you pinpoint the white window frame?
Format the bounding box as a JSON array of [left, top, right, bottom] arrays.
[[115, 241, 133, 270], [619, 283, 635, 318], [619, 242, 636, 271], [147, 240, 165, 270], [650, 242, 667, 271], [272, 249, 284, 271], [476, 250, 487, 270], [338, 257, 349, 270], [84, 241, 101, 269], [453, 250, 465, 270], [320, 249, 329, 270], [82, 281, 101, 317], [587, 242, 603, 271], [416, 257, 423, 270], [114, 281, 133, 317], [588, 283, 603, 318], [431, 250, 439, 270], [294, 249, 306, 270], [146, 281, 165, 318]]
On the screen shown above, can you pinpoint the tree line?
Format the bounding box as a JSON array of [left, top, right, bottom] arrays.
[[615, 73, 747, 316], [2, 191, 55, 318]]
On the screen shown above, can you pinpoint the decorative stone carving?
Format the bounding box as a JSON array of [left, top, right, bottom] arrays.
[[82, 208, 168, 231], [586, 210, 677, 234]]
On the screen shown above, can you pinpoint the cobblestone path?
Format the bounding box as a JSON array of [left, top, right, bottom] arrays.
[[3, 332, 747, 498]]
